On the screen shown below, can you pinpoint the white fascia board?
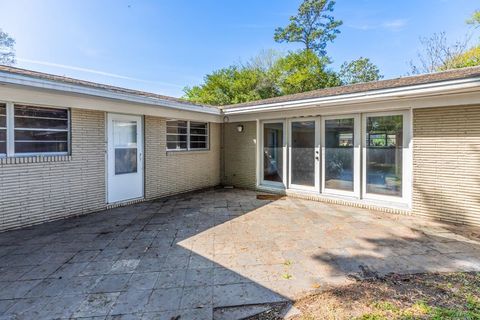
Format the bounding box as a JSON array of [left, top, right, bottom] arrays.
[[222, 77, 480, 115], [0, 71, 221, 116]]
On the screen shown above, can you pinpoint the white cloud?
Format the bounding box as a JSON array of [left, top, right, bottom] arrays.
[[16, 58, 184, 89], [347, 19, 408, 31]]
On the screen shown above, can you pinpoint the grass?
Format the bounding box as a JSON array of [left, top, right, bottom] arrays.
[[289, 272, 480, 320]]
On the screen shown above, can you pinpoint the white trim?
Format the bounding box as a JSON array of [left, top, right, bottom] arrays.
[[222, 77, 480, 115], [0, 71, 221, 116], [107, 113, 144, 204], [287, 117, 320, 192], [260, 119, 287, 188], [6, 102, 14, 156], [321, 114, 361, 198], [165, 120, 209, 151], [361, 110, 412, 207]]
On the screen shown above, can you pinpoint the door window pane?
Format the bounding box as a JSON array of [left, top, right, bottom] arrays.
[[325, 118, 354, 191], [263, 123, 284, 183], [113, 120, 138, 175], [291, 121, 315, 186], [366, 115, 403, 197]]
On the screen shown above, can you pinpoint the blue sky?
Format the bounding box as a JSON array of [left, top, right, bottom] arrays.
[[0, 0, 478, 97]]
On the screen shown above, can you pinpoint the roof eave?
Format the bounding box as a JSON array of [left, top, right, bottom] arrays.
[[0, 71, 222, 116], [222, 77, 480, 115]]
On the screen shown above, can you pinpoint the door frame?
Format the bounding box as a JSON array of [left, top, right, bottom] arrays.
[[260, 119, 287, 188], [288, 117, 320, 192], [361, 110, 412, 205], [106, 113, 144, 204], [321, 114, 361, 198]]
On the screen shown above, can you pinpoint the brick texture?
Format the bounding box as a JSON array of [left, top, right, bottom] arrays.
[[0, 108, 106, 230], [222, 122, 257, 189], [413, 106, 480, 225], [144, 116, 221, 199]]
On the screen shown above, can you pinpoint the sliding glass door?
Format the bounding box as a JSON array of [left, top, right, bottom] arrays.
[[262, 121, 285, 186], [322, 115, 360, 197], [288, 118, 320, 191]]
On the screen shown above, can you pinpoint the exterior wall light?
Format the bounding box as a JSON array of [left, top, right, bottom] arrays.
[[236, 124, 244, 133]]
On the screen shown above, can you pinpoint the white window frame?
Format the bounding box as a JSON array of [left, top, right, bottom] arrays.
[[260, 119, 287, 189], [166, 120, 209, 151], [322, 114, 361, 198], [0, 101, 70, 157], [288, 117, 320, 193], [361, 110, 412, 206]]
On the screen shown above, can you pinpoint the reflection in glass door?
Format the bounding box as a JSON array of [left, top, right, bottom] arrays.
[[263, 122, 284, 184], [289, 119, 319, 190], [323, 115, 360, 196]]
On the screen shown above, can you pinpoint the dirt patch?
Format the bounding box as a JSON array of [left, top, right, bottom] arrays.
[[248, 272, 480, 319], [256, 194, 285, 201]]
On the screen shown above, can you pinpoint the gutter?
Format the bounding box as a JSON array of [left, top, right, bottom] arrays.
[[222, 77, 480, 115], [0, 71, 222, 116]]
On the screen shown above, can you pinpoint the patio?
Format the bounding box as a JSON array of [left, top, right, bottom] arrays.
[[0, 189, 479, 319]]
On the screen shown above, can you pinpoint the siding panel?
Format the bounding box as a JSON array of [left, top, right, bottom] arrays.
[[0, 108, 106, 231], [413, 105, 480, 225]]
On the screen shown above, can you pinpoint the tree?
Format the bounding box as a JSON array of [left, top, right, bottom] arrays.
[[409, 32, 469, 74], [183, 66, 269, 106], [274, 50, 340, 94], [0, 28, 16, 66], [439, 46, 480, 70], [466, 10, 480, 28], [183, 50, 341, 106], [339, 57, 383, 85], [274, 0, 342, 56]]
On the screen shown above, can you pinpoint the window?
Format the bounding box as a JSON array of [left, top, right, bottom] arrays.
[[14, 105, 69, 154], [166, 120, 209, 151], [365, 114, 403, 197], [189, 122, 208, 149], [0, 104, 6, 155], [263, 122, 284, 183]]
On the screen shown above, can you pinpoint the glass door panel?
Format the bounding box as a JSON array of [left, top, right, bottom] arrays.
[[324, 118, 355, 191], [365, 115, 403, 197], [290, 120, 317, 188], [263, 122, 284, 184]]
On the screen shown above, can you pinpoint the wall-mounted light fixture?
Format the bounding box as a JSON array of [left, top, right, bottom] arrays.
[[236, 124, 244, 133]]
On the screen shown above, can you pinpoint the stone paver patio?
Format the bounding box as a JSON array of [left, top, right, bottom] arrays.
[[0, 189, 479, 319]]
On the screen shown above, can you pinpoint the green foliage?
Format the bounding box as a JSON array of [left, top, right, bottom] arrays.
[[274, 0, 342, 56], [339, 57, 383, 85], [466, 10, 480, 27], [274, 50, 340, 95], [0, 28, 15, 66], [439, 46, 480, 70], [183, 50, 340, 106]]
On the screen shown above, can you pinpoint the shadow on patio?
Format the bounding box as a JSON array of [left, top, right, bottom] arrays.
[[0, 188, 479, 319]]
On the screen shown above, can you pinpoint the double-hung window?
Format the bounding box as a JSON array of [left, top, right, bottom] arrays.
[[0, 103, 70, 157], [166, 120, 209, 151]]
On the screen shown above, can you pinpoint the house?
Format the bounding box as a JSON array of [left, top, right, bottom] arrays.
[[1, 65, 480, 230]]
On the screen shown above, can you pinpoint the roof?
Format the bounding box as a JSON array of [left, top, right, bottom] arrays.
[[0, 65, 214, 110], [1, 64, 480, 114], [222, 66, 480, 109]]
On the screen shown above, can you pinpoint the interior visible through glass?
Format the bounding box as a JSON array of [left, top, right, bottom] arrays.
[[113, 120, 138, 175], [325, 118, 354, 191], [366, 115, 403, 197], [263, 123, 284, 183], [291, 121, 315, 186], [0, 104, 5, 154]]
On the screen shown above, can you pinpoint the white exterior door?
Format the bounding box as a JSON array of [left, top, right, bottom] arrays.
[[107, 113, 144, 203]]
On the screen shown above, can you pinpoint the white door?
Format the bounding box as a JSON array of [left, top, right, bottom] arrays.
[[288, 118, 320, 192], [107, 113, 144, 203]]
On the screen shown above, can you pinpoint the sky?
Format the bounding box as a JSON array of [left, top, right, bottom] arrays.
[[0, 0, 478, 97]]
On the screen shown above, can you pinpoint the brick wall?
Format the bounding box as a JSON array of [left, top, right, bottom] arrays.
[[222, 122, 257, 189], [413, 105, 480, 225], [0, 108, 106, 230], [144, 116, 221, 199]]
